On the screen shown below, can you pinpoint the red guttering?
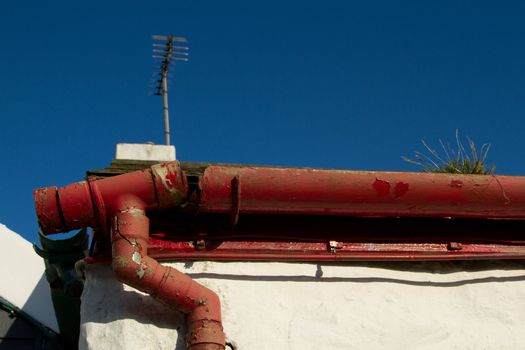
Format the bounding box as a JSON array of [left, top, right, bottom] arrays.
[[33, 161, 525, 347], [199, 166, 525, 219]]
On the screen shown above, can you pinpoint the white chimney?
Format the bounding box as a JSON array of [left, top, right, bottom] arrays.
[[115, 143, 176, 162]]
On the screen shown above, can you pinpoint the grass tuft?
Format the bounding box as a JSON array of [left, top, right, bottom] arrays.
[[403, 129, 495, 175]]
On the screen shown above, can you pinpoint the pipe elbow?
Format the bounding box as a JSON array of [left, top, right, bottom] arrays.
[[185, 280, 225, 349], [111, 208, 152, 286], [188, 285, 222, 323], [110, 209, 225, 349], [35, 161, 223, 349]]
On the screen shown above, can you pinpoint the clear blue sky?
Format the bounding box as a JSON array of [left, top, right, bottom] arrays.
[[1, 1, 525, 241]]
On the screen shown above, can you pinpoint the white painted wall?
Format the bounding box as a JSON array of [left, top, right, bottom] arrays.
[[0, 223, 59, 332], [80, 260, 525, 350]]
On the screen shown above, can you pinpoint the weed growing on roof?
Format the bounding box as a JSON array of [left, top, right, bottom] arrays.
[[403, 129, 495, 174]]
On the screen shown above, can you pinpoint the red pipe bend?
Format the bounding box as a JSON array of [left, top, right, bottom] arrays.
[[112, 208, 225, 350], [34, 162, 188, 235], [33, 161, 225, 350]]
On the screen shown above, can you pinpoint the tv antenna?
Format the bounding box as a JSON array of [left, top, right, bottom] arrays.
[[151, 35, 189, 145]]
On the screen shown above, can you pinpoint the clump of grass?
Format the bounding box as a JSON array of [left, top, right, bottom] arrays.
[[403, 129, 495, 174]]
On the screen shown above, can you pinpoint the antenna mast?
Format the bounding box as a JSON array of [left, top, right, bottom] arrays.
[[152, 35, 189, 145]]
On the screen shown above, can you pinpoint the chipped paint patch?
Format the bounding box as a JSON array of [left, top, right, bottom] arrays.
[[121, 208, 145, 215], [132, 251, 141, 264], [450, 180, 463, 188], [165, 171, 179, 189], [152, 163, 186, 205], [394, 182, 409, 197], [373, 179, 390, 196], [131, 241, 146, 279], [153, 164, 176, 190]]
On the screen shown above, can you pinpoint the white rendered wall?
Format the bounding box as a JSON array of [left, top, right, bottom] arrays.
[[0, 223, 59, 332], [80, 260, 525, 350]]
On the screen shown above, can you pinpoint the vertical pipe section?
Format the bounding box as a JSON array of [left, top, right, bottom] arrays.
[[112, 206, 224, 349]]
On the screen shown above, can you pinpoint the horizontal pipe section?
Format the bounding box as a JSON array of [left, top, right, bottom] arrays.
[[34, 162, 187, 235], [200, 166, 525, 219]]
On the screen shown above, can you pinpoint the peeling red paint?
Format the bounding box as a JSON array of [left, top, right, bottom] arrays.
[[450, 180, 464, 188], [394, 182, 409, 197], [373, 179, 390, 196], [165, 170, 179, 188]]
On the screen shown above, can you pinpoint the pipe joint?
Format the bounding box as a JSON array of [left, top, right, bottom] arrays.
[[151, 162, 188, 208], [186, 319, 226, 350]]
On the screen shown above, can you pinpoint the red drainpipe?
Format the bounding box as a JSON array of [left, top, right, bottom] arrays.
[[34, 162, 225, 350]]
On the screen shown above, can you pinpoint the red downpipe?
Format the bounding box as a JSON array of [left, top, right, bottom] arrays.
[[112, 206, 224, 350], [34, 162, 225, 350]]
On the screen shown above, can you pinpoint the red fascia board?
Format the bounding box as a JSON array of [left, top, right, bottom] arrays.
[[146, 240, 525, 262], [88, 237, 525, 263]]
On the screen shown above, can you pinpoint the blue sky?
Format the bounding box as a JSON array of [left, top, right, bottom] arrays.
[[1, 1, 525, 241]]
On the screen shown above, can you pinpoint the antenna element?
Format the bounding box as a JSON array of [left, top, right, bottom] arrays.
[[151, 35, 189, 145]]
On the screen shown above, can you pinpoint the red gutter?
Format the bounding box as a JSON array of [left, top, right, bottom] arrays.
[[33, 161, 525, 347], [200, 166, 525, 219]]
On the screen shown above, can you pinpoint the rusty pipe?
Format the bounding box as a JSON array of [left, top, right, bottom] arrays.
[[199, 166, 525, 219], [34, 161, 225, 350]]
